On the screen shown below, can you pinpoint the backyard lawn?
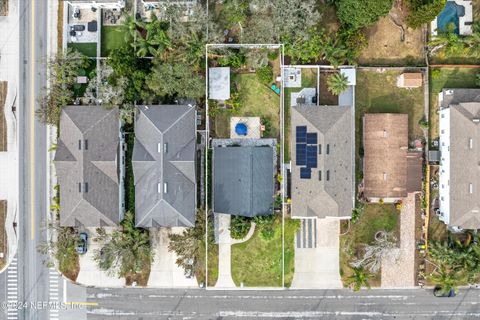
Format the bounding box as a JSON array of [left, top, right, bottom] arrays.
[[101, 26, 125, 57], [429, 67, 479, 141], [231, 215, 299, 287], [340, 204, 400, 287], [68, 42, 97, 58], [214, 73, 280, 138]]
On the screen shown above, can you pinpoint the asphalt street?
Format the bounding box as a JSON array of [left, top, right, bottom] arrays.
[[16, 0, 50, 319], [84, 287, 480, 320]]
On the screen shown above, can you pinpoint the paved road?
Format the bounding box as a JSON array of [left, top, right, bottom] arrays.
[[83, 288, 480, 320], [17, 0, 51, 319]]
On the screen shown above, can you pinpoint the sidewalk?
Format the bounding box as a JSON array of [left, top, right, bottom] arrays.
[[0, 0, 19, 271]]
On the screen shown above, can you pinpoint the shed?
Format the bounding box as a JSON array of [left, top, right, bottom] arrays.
[[397, 73, 423, 88]]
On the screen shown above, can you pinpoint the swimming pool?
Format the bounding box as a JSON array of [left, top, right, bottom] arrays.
[[437, 1, 465, 34]]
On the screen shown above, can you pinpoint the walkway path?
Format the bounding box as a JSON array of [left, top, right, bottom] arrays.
[[214, 213, 236, 288], [381, 193, 417, 288], [0, 0, 19, 270]]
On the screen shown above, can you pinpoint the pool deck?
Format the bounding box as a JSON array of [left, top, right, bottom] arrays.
[[431, 0, 473, 36]]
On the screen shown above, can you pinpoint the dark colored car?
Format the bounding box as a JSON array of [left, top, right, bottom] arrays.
[[76, 232, 88, 254], [433, 286, 456, 297], [71, 25, 85, 32]]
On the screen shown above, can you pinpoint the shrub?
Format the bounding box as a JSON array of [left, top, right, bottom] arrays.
[[254, 214, 276, 241], [230, 216, 252, 239], [260, 225, 275, 241], [256, 65, 273, 85], [431, 69, 441, 79]]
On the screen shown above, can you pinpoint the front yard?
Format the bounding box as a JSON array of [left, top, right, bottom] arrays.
[[340, 204, 400, 287], [428, 67, 479, 142], [230, 215, 299, 287]]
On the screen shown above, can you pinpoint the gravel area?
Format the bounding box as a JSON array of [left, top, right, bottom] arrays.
[[381, 193, 417, 288]]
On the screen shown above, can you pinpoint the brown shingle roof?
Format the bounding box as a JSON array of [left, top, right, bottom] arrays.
[[363, 114, 409, 199]]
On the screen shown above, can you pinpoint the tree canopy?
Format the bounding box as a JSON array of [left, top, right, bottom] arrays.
[[336, 0, 393, 30]]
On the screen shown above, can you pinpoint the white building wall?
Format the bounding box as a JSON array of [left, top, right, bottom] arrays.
[[439, 106, 451, 225]]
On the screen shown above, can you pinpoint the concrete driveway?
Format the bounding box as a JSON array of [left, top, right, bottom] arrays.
[[76, 228, 125, 287], [291, 219, 342, 289], [147, 227, 198, 288]]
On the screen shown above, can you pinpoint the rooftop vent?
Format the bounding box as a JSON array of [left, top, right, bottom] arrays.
[[470, 183, 473, 194], [473, 118, 480, 123]]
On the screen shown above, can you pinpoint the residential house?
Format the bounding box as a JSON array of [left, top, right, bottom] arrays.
[[54, 106, 124, 227], [290, 105, 354, 219], [363, 113, 423, 202], [132, 105, 196, 227], [66, 0, 125, 9], [213, 143, 275, 217], [439, 89, 480, 230]]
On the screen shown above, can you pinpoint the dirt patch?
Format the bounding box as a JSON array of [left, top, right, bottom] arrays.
[[358, 15, 425, 66], [0, 0, 8, 16], [0, 201, 7, 270], [63, 255, 80, 282], [125, 263, 151, 287], [319, 71, 339, 105], [0, 81, 7, 152]]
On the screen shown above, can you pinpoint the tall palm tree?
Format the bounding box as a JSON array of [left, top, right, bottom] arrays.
[[345, 267, 373, 291], [119, 15, 139, 43], [327, 72, 349, 95]]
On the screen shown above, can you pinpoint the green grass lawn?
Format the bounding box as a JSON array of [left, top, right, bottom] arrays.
[[68, 42, 97, 58], [231, 215, 299, 287], [340, 204, 400, 287], [101, 26, 126, 57], [429, 68, 479, 141], [213, 73, 280, 139]]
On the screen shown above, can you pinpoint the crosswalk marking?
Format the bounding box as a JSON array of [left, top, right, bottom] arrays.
[[6, 257, 18, 320], [49, 268, 59, 320]]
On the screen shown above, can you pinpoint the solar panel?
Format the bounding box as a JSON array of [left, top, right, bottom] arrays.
[[300, 167, 311, 179], [306, 145, 318, 168], [296, 126, 307, 143], [307, 133, 317, 145], [296, 143, 306, 165]]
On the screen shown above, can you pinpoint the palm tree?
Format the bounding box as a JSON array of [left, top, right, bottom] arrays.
[[119, 15, 139, 43], [429, 266, 464, 295], [327, 72, 349, 95], [345, 267, 373, 291]]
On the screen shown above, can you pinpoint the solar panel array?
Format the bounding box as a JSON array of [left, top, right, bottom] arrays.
[[296, 126, 318, 179]]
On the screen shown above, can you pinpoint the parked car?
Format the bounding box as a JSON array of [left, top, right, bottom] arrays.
[[76, 232, 88, 254], [433, 286, 456, 297], [71, 25, 85, 32], [72, 7, 80, 19]]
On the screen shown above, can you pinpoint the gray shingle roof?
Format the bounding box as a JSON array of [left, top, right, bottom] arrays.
[[213, 146, 274, 217], [54, 106, 120, 227], [442, 90, 480, 229], [133, 105, 196, 228], [291, 105, 354, 219]]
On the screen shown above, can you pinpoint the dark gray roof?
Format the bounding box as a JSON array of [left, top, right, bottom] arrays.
[[54, 106, 120, 227], [133, 105, 196, 227], [291, 105, 354, 219], [213, 146, 274, 217]]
